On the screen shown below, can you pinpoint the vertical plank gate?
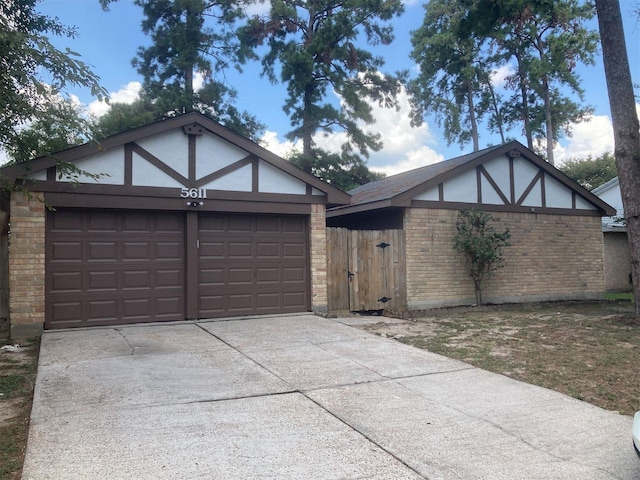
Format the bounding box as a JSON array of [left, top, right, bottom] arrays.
[[327, 228, 406, 312]]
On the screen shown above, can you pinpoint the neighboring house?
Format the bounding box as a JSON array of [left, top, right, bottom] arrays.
[[0, 112, 350, 338], [327, 141, 616, 312], [592, 177, 632, 292]]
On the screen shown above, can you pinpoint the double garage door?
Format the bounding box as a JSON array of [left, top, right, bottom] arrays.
[[46, 209, 309, 329]]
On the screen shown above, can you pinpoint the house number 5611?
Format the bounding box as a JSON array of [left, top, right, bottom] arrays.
[[180, 187, 207, 199]]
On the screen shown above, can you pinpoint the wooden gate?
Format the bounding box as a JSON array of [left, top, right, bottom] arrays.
[[327, 228, 406, 312]]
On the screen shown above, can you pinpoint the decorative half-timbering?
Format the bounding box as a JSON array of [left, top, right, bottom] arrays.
[[327, 141, 615, 312], [2, 112, 350, 336]]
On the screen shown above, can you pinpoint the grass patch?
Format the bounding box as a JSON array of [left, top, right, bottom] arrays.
[[364, 301, 639, 416], [604, 292, 634, 302], [0, 375, 26, 399], [0, 338, 39, 480]]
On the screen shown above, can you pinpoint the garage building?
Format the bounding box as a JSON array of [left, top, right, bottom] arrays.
[[1, 112, 349, 337]]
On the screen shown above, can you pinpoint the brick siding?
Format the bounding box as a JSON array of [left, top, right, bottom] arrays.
[[9, 192, 46, 335], [602, 232, 632, 292], [310, 203, 328, 312], [405, 208, 606, 309]]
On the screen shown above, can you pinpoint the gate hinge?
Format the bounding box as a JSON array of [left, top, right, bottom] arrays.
[[376, 242, 390, 249]]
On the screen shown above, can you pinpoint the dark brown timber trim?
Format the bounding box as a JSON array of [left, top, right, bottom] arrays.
[[195, 155, 254, 189], [516, 170, 543, 206], [252, 157, 259, 192], [409, 199, 602, 217], [44, 192, 313, 214], [188, 135, 196, 182], [131, 143, 189, 185], [479, 165, 510, 205], [124, 144, 133, 186], [509, 157, 516, 204]]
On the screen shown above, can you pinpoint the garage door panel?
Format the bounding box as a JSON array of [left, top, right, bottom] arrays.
[[256, 268, 279, 283], [228, 268, 252, 284], [284, 292, 306, 308], [283, 267, 305, 283], [51, 242, 82, 262], [283, 243, 305, 258], [87, 212, 118, 232], [156, 242, 183, 260], [122, 270, 151, 290], [46, 210, 185, 329], [88, 242, 117, 261], [88, 300, 118, 321], [87, 271, 117, 291], [156, 269, 183, 288], [123, 242, 152, 261], [50, 272, 83, 293]]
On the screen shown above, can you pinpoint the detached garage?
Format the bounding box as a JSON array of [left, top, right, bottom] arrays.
[[1, 112, 349, 337]]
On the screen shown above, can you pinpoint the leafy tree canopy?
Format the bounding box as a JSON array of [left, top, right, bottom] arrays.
[[1, 0, 107, 170], [288, 148, 384, 191], [558, 152, 618, 190]]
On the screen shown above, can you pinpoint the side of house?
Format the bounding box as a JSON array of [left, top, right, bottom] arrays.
[[592, 177, 632, 292], [328, 142, 615, 311]]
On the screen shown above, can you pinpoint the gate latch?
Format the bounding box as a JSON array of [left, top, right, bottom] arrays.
[[378, 296, 392, 303], [376, 242, 390, 249]]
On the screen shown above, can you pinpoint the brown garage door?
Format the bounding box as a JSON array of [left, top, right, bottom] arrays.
[[46, 210, 185, 329], [198, 214, 309, 318]]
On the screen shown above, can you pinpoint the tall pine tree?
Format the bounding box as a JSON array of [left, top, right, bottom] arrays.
[[240, 0, 404, 176], [100, 0, 263, 140]]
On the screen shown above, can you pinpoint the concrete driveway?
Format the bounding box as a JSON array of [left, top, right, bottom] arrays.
[[23, 314, 638, 479]]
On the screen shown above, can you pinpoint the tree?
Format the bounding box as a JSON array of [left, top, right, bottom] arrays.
[[558, 152, 618, 190], [240, 0, 404, 173], [100, 0, 264, 141], [409, 0, 500, 151], [453, 209, 511, 305], [5, 98, 92, 165], [288, 148, 384, 191], [92, 99, 157, 138], [455, 0, 598, 164], [595, 0, 640, 319], [0, 0, 107, 182]]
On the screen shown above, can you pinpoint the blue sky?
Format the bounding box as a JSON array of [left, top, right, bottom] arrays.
[[38, 0, 640, 174]]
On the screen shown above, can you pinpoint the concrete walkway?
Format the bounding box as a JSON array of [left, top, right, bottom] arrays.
[[22, 315, 638, 479]]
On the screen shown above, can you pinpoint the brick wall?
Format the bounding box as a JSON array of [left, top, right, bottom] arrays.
[[310, 203, 328, 313], [602, 232, 632, 292], [405, 208, 606, 309], [9, 192, 46, 337]]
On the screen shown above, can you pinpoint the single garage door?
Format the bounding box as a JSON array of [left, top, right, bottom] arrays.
[[198, 214, 309, 318], [46, 209, 185, 329]]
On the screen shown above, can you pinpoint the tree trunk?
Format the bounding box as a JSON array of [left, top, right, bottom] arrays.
[[542, 75, 555, 165], [595, 0, 640, 319], [466, 79, 479, 151], [515, 52, 533, 149]]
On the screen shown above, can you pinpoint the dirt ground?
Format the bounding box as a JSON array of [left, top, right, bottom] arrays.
[[0, 337, 39, 480], [356, 300, 639, 417]]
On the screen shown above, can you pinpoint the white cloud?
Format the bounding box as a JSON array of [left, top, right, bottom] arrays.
[[491, 64, 514, 90], [244, 0, 271, 16], [260, 130, 300, 158], [553, 114, 614, 164], [88, 81, 142, 117]]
